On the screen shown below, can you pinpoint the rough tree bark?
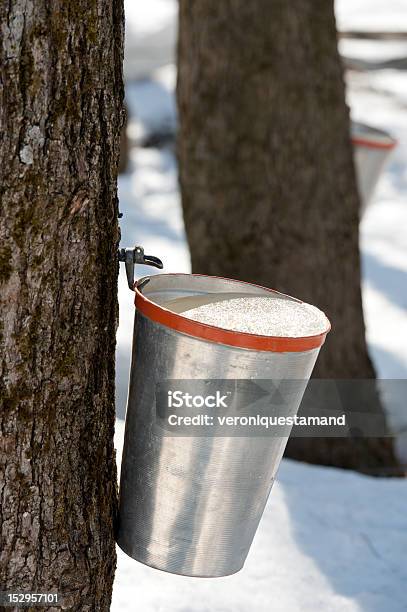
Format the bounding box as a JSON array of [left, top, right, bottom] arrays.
[[0, 0, 124, 608], [177, 0, 399, 474]]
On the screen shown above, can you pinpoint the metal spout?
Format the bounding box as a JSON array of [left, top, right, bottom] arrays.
[[118, 245, 163, 290]]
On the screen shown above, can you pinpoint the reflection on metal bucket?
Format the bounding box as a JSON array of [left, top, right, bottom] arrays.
[[117, 274, 330, 577]]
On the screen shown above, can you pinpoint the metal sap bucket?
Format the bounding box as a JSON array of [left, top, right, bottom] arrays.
[[351, 121, 397, 216], [117, 274, 330, 577]]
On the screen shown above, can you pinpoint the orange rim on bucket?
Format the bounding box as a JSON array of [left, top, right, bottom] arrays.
[[135, 274, 331, 353]]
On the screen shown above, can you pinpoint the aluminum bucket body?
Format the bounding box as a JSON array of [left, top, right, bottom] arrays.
[[351, 121, 396, 216], [117, 274, 329, 577]]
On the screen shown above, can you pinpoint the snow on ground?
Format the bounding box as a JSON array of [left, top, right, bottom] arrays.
[[347, 68, 407, 456], [339, 39, 407, 64], [125, 64, 177, 144], [335, 0, 407, 33], [124, 0, 176, 80], [116, 143, 189, 416], [123, 0, 407, 79], [112, 421, 407, 612], [112, 2, 407, 610]]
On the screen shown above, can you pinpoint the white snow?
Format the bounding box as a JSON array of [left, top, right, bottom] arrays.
[[116, 145, 189, 414], [124, 0, 177, 80], [339, 39, 407, 63], [335, 0, 407, 33], [125, 64, 177, 142], [123, 0, 407, 80], [113, 421, 407, 612], [113, 1, 407, 610], [181, 296, 329, 337], [346, 57, 407, 456]]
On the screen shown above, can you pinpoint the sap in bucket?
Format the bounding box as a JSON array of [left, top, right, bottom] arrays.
[[116, 260, 330, 577]]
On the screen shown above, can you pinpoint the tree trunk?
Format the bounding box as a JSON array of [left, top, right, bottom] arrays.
[[0, 0, 124, 608], [177, 0, 399, 474]]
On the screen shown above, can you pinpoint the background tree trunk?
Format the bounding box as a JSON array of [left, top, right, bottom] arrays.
[[177, 0, 399, 474], [0, 0, 124, 608]]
